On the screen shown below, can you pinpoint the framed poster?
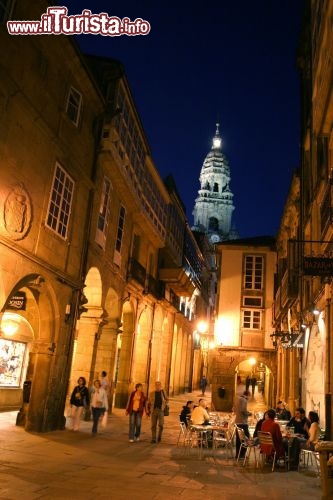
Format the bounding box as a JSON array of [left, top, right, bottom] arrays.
[[0, 339, 27, 387]]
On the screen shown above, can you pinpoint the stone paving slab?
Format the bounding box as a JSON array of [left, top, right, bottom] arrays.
[[0, 393, 324, 499]]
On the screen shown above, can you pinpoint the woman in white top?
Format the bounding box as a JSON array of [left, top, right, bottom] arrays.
[[91, 379, 108, 434], [303, 411, 321, 450]]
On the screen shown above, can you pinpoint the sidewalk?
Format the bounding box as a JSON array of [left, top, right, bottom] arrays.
[[0, 390, 322, 499]]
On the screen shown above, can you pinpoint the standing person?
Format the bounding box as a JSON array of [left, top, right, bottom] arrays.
[[90, 379, 108, 435], [147, 381, 168, 444], [126, 383, 147, 442], [250, 375, 257, 397], [100, 370, 111, 411], [69, 376, 90, 431], [200, 375, 208, 395], [234, 390, 252, 458], [245, 375, 251, 392]]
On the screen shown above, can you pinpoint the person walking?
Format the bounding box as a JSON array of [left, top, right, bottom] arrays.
[[245, 374, 251, 392], [90, 379, 108, 435], [147, 381, 168, 444], [250, 376, 257, 397], [69, 376, 90, 431], [234, 390, 252, 458], [126, 383, 147, 442], [200, 375, 208, 395], [100, 370, 111, 411]]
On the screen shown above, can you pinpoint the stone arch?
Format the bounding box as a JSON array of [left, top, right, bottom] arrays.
[[85, 267, 102, 308], [132, 308, 150, 385], [212, 350, 276, 412], [114, 298, 135, 408], [150, 305, 165, 385], [0, 274, 64, 431]]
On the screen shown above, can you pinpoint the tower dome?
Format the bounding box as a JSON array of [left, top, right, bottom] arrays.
[[192, 124, 237, 242]]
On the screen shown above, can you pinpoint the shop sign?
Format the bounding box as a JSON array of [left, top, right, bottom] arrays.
[[280, 332, 304, 349], [303, 257, 333, 276], [7, 292, 26, 310]]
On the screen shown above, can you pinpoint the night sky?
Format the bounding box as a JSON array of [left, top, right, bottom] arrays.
[[62, 0, 304, 238]]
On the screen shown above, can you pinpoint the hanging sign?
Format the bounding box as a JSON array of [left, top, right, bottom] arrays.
[[303, 257, 333, 276], [7, 292, 26, 310]]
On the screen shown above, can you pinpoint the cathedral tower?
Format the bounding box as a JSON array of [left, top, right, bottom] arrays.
[[192, 124, 237, 243]]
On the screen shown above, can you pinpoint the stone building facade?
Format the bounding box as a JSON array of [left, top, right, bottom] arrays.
[[212, 237, 277, 411], [0, 1, 212, 431], [273, 0, 333, 437]]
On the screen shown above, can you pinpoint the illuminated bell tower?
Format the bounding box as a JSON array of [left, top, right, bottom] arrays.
[[192, 124, 237, 243]]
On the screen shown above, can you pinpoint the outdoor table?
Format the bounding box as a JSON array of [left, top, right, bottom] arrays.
[[190, 424, 226, 459], [282, 432, 303, 470]]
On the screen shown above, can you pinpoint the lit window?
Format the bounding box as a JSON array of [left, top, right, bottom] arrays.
[[66, 86, 82, 126], [46, 163, 74, 239], [95, 177, 112, 248], [242, 310, 262, 329], [244, 255, 263, 290]]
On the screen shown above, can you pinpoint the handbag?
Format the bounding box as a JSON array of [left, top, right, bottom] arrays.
[[163, 404, 169, 417]]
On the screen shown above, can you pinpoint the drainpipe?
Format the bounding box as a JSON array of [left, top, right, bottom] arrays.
[[325, 283, 332, 440]]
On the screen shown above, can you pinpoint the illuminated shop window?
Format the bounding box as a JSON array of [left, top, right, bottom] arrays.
[[0, 339, 26, 387]]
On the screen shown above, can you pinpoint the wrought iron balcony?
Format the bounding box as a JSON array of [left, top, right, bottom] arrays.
[[127, 258, 146, 288]]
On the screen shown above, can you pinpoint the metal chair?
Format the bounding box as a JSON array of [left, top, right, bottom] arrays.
[[213, 423, 236, 459], [177, 421, 189, 447], [236, 426, 258, 466], [298, 448, 320, 475], [257, 431, 286, 471]]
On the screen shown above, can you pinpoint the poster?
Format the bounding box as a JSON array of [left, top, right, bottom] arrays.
[[0, 339, 26, 387]]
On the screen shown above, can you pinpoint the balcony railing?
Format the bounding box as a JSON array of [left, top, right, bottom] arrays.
[[127, 258, 146, 287]]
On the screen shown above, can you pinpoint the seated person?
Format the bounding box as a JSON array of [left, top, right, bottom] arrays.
[[191, 399, 210, 425], [276, 400, 291, 421], [288, 407, 310, 438], [180, 400, 194, 427], [261, 408, 285, 459], [288, 410, 320, 468], [253, 411, 268, 443]]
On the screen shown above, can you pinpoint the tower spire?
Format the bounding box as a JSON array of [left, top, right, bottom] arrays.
[[212, 122, 222, 149], [192, 123, 238, 242]]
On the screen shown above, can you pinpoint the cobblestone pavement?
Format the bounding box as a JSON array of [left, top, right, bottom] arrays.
[[0, 390, 323, 499]]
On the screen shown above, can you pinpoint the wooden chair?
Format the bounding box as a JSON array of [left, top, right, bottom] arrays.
[[236, 426, 258, 466]]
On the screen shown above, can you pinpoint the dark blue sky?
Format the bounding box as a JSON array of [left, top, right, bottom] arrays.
[[64, 0, 304, 238]]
